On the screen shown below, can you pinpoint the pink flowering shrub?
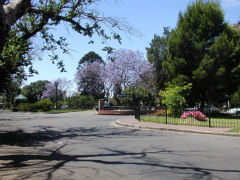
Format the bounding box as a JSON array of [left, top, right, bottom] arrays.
[[181, 111, 207, 121]]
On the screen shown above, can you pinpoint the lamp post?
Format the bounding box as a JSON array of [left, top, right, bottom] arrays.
[[55, 82, 59, 109], [106, 90, 110, 107]]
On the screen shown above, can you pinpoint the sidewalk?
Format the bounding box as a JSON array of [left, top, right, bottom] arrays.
[[116, 117, 240, 137]]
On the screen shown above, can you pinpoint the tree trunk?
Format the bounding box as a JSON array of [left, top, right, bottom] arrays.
[[0, 1, 8, 54], [200, 90, 206, 109], [0, 0, 31, 54]]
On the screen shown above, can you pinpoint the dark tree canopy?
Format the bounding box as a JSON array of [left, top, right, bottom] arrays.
[[146, 27, 170, 91], [22, 80, 50, 103], [165, 0, 240, 106], [78, 51, 104, 69]]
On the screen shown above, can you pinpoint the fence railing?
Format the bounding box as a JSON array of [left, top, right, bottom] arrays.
[[99, 105, 240, 127], [139, 106, 240, 128]]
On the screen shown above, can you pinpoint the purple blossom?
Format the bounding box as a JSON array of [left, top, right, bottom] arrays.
[[75, 49, 156, 98], [75, 61, 105, 97], [42, 78, 71, 100], [104, 49, 156, 92]]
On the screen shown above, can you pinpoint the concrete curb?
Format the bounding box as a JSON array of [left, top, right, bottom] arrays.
[[115, 120, 240, 137]]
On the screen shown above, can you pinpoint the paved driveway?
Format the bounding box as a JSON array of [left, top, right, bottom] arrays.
[[0, 110, 240, 180]]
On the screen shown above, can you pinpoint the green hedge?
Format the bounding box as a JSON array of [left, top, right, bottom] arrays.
[[16, 99, 53, 112], [67, 95, 96, 109], [34, 99, 53, 111]]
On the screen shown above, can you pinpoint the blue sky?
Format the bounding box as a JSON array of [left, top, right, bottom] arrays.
[[25, 0, 240, 90]]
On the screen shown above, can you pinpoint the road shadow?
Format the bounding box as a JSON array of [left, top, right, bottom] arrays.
[[0, 146, 239, 180], [0, 126, 144, 147], [0, 122, 239, 179]]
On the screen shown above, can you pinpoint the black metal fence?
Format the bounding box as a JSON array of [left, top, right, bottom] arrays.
[[139, 106, 240, 128], [100, 105, 240, 127]]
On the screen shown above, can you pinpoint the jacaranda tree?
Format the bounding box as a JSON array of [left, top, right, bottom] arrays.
[[104, 49, 156, 94], [75, 61, 105, 99], [42, 78, 71, 102]]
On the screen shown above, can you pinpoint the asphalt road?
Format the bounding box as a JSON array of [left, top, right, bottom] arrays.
[[0, 110, 240, 180]]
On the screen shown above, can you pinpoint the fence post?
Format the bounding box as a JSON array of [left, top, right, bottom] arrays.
[[135, 105, 140, 121], [208, 107, 211, 128], [165, 106, 168, 124]]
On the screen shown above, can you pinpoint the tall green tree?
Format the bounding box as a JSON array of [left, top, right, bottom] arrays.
[[22, 80, 50, 103], [0, 26, 34, 93], [120, 86, 156, 107], [230, 87, 240, 107], [165, 0, 240, 106], [2, 80, 21, 107], [146, 27, 171, 91], [77, 51, 104, 69]]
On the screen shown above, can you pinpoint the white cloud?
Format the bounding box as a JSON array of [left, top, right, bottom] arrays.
[[222, 0, 240, 7]]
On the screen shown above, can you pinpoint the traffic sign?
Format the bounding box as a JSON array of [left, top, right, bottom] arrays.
[[117, 94, 128, 98]]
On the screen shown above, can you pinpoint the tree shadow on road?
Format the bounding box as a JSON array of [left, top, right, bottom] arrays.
[[0, 126, 239, 180], [0, 126, 144, 147], [0, 145, 239, 180]]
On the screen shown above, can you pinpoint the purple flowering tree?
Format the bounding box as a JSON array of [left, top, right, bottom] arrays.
[[42, 78, 72, 102], [104, 49, 156, 93], [75, 61, 105, 99], [75, 49, 156, 101]]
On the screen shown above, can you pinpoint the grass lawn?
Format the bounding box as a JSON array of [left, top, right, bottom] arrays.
[[42, 108, 95, 114], [141, 115, 240, 128], [226, 126, 240, 133]]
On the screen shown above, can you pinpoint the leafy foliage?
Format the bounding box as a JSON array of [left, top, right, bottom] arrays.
[[230, 87, 240, 107], [34, 99, 53, 111], [17, 102, 30, 112], [146, 27, 171, 91], [160, 83, 192, 117], [154, 109, 166, 116], [67, 94, 96, 109], [1, 80, 21, 107], [165, 0, 240, 106], [22, 80, 50, 103], [17, 99, 53, 112], [0, 0, 136, 93], [0, 26, 34, 93], [78, 51, 104, 69], [120, 86, 156, 107]]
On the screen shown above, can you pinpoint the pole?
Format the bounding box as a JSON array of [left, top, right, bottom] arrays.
[[208, 107, 211, 127], [165, 106, 168, 124], [55, 82, 59, 109]]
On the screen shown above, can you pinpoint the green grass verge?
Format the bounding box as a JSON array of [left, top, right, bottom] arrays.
[[41, 108, 95, 114], [226, 127, 240, 134], [141, 115, 240, 128]]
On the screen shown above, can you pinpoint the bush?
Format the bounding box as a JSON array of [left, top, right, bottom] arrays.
[[160, 83, 192, 117], [29, 103, 38, 112], [120, 86, 156, 107], [79, 95, 96, 108], [56, 101, 64, 109], [35, 99, 53, 111], [181, 111, 207, 121], [230, 88, 240, 107], [12, 106, 18, 112], [17, 102, 30, 111], [67, 95, 96, 109], [154, 109, 166, 116]]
